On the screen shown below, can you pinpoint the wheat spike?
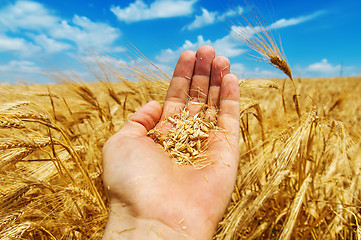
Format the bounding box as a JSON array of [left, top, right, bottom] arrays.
[[0, 138, 55, 150], [0, 116, 25, 128], [232, 7, 301, 118]]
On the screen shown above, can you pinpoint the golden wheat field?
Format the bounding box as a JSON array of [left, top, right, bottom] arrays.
[[1, 50, 361, 240]]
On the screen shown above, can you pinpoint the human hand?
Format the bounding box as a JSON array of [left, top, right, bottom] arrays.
[[102, 45, 240, 239]]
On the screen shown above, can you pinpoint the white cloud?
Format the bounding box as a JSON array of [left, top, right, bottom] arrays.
[[111, 0, 197, 23], [50, 15, 122, 52], [292, 59, 357, 78], [212, 35, 245, 57], [218, 7, 243, 21], [79, 54, 127, 70], [155, 34, 244, 65], [0, 60, 48, 83], [230, 63, 246, 77], [0, 60, 42, 73], [231, 11, 324, 41], [0, 1, 123, 55], [231, 63, 285, 79], [32, 34, 72, 53], [184, 6, 242, 30], [185, 8, 216, 30], [269, 11, 325, 30], [155, 35, 211, 64], [0, 0, 58, 32], [0, 34, 41, 55], [306, 59, 341, 76], [0, 0, 125, 83], [231, 25, 261, 40]]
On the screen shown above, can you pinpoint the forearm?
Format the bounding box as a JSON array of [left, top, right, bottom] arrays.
[[103, 204, 192, 240]]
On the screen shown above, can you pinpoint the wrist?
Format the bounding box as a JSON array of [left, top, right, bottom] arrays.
[[103, 203, 193, 240]]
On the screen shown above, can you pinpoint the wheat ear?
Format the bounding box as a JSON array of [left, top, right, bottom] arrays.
[[232, 8, 301, 118]]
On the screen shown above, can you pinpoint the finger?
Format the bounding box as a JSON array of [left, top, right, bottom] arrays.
[[201, 74, 240, 178], [206, 56, 230, 121], [187, 45, 215, 116], [118, 101, 162, 137], [217, 74, 240, 139], [160, 50, 196, 123]]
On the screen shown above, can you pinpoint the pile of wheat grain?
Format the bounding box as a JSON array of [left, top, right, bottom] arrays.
[[148, 105, 220, 169]]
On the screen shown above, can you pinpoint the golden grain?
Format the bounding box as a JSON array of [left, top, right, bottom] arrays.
[[148, 105, 220, 169]]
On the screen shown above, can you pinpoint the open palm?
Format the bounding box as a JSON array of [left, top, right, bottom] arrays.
[[102, 45, 240, 240]]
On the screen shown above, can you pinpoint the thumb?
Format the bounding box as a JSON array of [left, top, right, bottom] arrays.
[[117, 100, 162, 137]]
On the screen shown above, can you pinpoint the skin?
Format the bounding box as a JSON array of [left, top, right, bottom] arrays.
[[102, 45, 240, 240]]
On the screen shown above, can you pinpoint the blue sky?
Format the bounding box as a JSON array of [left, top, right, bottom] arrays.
[[0, 0, 360, 84]]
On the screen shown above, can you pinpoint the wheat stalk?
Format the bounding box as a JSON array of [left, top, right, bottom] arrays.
[[278, 174, 312, 240], [232, 7, 301, 118]]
